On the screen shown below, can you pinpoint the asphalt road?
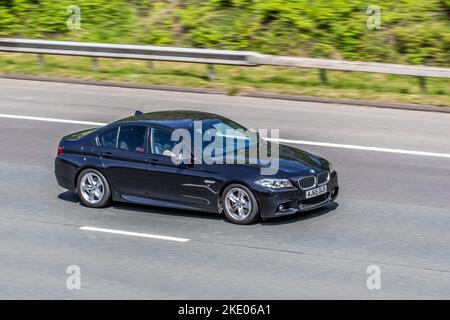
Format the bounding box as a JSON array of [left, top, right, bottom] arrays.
[[0, 78, 449, 299]]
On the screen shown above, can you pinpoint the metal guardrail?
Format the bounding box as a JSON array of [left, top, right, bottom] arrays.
[[0, 38, 449, 89], [250, 56, 450, 78], [0, 38, 261, 66]]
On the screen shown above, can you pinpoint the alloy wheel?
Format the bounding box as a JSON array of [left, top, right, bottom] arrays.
[[225, 187, 252, 221], [80, 172, 105, 205]]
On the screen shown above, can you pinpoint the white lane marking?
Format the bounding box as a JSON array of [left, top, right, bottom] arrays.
[[0, 113, 449, 159], [0, 113, 106, 126], [266, 138, 450, 159], [79, 226, 190, 242]]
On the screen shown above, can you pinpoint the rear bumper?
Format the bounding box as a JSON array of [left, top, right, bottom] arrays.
[[254, 171, 339, 220], [55, 157, 78, 192]]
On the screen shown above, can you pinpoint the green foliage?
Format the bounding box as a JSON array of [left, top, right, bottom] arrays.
[[0, 0, 448, 66]]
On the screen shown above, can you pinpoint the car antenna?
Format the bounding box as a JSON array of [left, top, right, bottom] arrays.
[[135, 110, 144, 116]]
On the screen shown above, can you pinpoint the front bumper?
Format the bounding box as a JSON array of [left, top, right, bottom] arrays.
[[254, 171, 339, 220]]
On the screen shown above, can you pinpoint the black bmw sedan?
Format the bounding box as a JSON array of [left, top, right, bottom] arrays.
[[55, 110, 338, 224]]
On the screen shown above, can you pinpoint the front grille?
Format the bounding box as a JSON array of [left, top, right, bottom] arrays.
[[298, 176, 315, 190], [317, 171, 330, 185], [298, 171, 330, 190]]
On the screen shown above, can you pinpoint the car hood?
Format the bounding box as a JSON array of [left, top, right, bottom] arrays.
[[207, 144, 329, 177], [266, 144, 329, 175]]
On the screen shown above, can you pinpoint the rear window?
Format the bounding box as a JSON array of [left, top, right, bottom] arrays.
[[64, 128, 96, 140], [98, 128, 118, 148], [118, 125, 147, 153]]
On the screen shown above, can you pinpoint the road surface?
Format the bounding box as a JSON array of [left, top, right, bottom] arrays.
[[0, 78, 449, 299]]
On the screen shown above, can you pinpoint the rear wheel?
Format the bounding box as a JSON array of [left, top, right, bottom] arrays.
[[77, 169, 111, 208], [222, 184, 259, 225]]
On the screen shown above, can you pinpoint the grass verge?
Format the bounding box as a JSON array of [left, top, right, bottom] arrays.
[[0, 53, 449, 107]]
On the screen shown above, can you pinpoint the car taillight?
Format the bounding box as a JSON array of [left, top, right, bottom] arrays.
[[57, 146, 63, 157]]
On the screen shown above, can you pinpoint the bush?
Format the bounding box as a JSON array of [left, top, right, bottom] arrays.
[[0, 0, 448, 66]]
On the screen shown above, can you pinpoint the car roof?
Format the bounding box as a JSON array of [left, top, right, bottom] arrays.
[[113, 110, 229, 129]]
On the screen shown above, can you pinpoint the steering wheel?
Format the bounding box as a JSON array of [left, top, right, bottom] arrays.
[[154, 142, 164, 155], [163, 143, 173, 152]]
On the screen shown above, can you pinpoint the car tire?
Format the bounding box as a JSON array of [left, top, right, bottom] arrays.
[[222, 184, 259, 225], [77, 169, 111, 208]]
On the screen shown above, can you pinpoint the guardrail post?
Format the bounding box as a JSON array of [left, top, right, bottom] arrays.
[[319, 69, 328, 85], [418, 76, 426, 93], [91, 57, 98, 72], [147, 61, 155, 71], [37, 54, 45, 67], [207, 64, 216, 81]]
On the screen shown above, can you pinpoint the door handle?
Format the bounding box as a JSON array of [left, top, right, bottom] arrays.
[[101, 151, 113, 158], [149, 159, 159, 165]]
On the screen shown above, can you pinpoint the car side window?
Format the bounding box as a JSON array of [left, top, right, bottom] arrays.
[[98, 128, 118, 148], [118, 125, 147, 153], [151, 127, 178, 157]]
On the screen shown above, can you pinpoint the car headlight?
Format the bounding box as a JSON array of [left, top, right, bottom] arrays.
[[255, 179, 293, 189], [328, 162, 335, 173]]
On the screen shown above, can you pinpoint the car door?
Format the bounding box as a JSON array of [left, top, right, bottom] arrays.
[[146, 126, 217, 208], [98, 124, 149, 198]]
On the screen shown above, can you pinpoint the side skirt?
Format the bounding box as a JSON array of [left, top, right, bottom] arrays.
[[114, 193, 219, 214]]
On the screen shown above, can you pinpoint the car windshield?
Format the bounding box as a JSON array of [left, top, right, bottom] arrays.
[[192, 119, 259, 158]]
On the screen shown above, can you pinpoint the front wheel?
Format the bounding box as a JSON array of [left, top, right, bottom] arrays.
[[222, 184, 259, 225], [77, 169, 111, 208]]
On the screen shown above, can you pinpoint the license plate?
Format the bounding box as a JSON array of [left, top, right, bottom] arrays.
[[305, 185, 327, 199]]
